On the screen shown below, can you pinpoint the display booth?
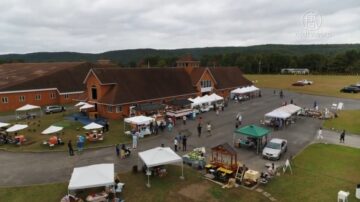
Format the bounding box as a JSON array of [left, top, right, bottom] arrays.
[[230, 85, 260, 101], [138, 147, 184, 187], [41, 125, 64, 135], [67, 164, 116, 201], [15, 104, 42, 120], [234, 125, 270, 154], [83, 122, 104, 141], [6, 124, 29, 145], [263, 104, 302, 127], [166, 99, 193, 118], [124, 115, 155, 137]]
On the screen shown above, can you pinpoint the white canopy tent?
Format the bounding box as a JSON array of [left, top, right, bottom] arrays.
[[0, 122, 10, 128], [208, 93, 224, 102], [16, 104, 41, 111], [124, 115, 155, 125], [138, 147, 184, 187], [83, 122, 103, 130], [68, 163, 114, 191], [6, 124, 28, 132], [265, 110, 291, 119], [231, 85, 260, 95], [277, 104, 302, 115], [79, 103, 95, 110], [74, 101, 87, 107], [41, 125, 64, 135]]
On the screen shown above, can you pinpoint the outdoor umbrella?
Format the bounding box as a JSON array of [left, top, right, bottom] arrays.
[[41, 125, 64, 135], [6, 124, 28, 132], [83, 122, 103, 130]]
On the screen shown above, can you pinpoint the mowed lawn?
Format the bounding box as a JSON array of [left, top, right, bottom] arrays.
[[323, 110, 360, 135], [0, 166, 268, 202], [0, 111, 131, 152], [265, 143, 360, 202], [245, 74, 360, 100]]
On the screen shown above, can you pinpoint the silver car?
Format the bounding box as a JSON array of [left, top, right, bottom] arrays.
[[262, 138, 287, 160], [44, 105, 65, 114]]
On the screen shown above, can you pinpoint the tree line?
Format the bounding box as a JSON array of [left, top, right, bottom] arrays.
[[138, 49, 360, 74]]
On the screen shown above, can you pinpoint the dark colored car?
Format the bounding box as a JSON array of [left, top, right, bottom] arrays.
[[340, 86, 360, 93]]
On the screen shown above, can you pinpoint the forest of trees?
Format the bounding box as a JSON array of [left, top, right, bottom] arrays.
[[1, 44, 360, 74]]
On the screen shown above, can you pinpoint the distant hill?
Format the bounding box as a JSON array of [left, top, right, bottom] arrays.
[[1, 44, 360, 65]]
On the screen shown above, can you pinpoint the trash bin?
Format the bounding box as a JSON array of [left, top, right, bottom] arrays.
[[356, 184, 360, 199]]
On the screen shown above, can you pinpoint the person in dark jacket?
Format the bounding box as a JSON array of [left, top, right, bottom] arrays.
[[68, 140, 74, 156], [182, 135, 187, 151]]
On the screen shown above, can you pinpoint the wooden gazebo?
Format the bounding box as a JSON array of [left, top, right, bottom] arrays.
[[210, 143, 238, 172]]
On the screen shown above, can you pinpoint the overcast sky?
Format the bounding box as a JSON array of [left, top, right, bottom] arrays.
[[1, 0, 360, 54]]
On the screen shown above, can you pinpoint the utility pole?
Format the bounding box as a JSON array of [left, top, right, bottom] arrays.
[[258, 59, 262, 74]]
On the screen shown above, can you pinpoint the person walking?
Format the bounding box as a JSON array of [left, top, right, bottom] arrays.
[[216, 109, 219, 116], [290, 99, 293, 104], [279, 90, 284, 98], [68, 140, 74, 156], [236, 113, 242, 125], [317, 127, 323, 140], [197, 123, 202, 137], [115, 144, 120, 157], [207, 122, 212, 136], [182, 135, 187, 151], [340, 130, 346, 143], [174, 138, 178, 152], [183, 115, 187, 125]]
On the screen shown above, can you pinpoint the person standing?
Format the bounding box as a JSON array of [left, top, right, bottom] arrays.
[[216, 109, 219, 116], [197, 123, 202, 137], [115, 144, 120, 157], [132, 131, 138, 149], [207, 122, 212, 136], [317, 127, 323, 140], [174, 138, 178, 152], [236, 113, 242, 125], [290, 99, 294, 104], [182, 135, 187, 151], [280, 90, 284, 98], [68, 140, 74, 156], [183, 115, 187, 125], [105, 121, 109, 132], [340, 130, 346, 143]]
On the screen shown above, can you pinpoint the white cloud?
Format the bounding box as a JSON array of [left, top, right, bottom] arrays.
[[0, 0, 359, 53]]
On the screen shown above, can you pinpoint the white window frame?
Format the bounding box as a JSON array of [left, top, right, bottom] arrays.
[[35, 94, 41, 101], [19, 96, 25, 102], [116, 106, 122, 113], [107, 106, 113, 113], [2, 97, 8, 104]]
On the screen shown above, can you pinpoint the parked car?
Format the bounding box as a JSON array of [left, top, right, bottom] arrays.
[[44, 105, 65, 114], [262, 138, 287, 160], [292, 81, 305, 86], [340, 86, 360, 93]]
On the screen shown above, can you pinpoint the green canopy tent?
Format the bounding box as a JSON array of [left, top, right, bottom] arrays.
[[233, 125, 270, 154]]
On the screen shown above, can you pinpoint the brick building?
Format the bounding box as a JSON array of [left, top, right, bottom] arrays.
[[0, 62, 113, 112], [83, 63, 252, 119]]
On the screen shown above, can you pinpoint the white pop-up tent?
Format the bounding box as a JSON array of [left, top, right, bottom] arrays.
[[83, 122, 103, 130], [265, 110, 291, 119], [74, 101, 87, 107], [138, 147, 184, 187], [277, 104, 302, 115], [6, 124, 28, 132], [68, 163, 114, 191], [0, 122, 10, 128], [208, 93, 224, 102], [124, 115, 154, 125], [41, 125, 64, 135], [231, 85, 259, 95], [79, 103, 95, 110], [15, 104, 42, 119]]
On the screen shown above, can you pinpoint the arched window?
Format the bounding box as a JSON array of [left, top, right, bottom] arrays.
[[91, 85, 97, 100]]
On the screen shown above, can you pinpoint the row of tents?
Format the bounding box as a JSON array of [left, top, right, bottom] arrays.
[[188, 93, 224, 108], [264, 104, 302, 119]]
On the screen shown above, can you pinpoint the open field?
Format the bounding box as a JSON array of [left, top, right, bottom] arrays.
[[323, 110, 360, 135], [0, 166, 267, 202], [0, 111, 131, 152], [245, 74, 360, 100], [264, 143, 360, 202]]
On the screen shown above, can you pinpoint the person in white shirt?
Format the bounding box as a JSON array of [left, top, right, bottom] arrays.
[[174, 138, 178, 152], [317, 127, 323, 140], [207, 122, 212, 136]]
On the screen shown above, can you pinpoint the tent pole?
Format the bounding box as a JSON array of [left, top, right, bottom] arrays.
[[180, 161, 184, 180]]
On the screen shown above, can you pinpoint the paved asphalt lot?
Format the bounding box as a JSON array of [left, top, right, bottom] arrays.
[[0, 88, 359, 187]]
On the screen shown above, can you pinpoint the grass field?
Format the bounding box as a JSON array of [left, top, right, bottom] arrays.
[[245, 74, 360, 100], [0, 111, 131, 152], [265, 143, 360, 202], [0, 166, 268, 202], [323, 110, 360, 135]]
